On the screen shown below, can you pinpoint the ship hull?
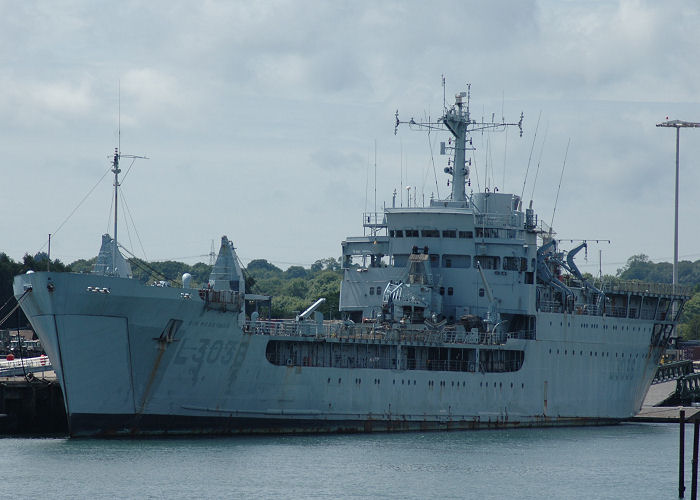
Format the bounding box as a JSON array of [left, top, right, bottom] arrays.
[[67, 413, 621, 437], [15, 272, 664, 437]]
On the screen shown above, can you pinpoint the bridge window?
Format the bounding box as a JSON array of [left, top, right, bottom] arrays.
[[405, 230, 419, 237], [503, 257, 527, 271], [458, 231, 473, 239], [422, 229, 440, 237], [393, 230, 403, 237], [475, 255, 500, 270], [442, 230, 456, 238], [476, 227, 491, 238], [442, 254, 470, 268]]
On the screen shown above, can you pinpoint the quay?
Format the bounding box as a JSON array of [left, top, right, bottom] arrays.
[[629, 364, 700, 423], [0, 371, 67, 435]]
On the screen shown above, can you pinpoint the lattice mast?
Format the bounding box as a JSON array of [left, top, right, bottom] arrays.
[[395, 82, 523, 201]]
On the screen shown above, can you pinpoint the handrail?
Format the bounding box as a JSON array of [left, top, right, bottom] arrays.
[[0, 355, 52, 377], [653, 360, 693, 385], [243, 319, 534, 346], [601, 280, 691, 297]]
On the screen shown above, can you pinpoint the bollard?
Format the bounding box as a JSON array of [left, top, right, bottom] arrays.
[[681, 409, 686, 498]]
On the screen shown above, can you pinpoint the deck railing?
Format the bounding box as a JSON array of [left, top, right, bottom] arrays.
[[601, 280, 691, 297], [0, 355, 52, 377], [244, 319, 533, 346]]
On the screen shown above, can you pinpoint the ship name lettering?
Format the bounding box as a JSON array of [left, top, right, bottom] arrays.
[[207, 339, 223, 363], [186, 320, 230, 329], [173, 338, 237, 366], [192, 338, 211, 365], [220, 341, 236, 364]]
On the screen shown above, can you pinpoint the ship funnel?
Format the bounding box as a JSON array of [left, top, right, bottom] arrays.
[[92, 234, 132, 278], [208, 236, 244, 292]]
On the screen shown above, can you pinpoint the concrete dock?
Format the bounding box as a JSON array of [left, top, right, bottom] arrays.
[[0, 371, 68, 435], [629, 380, 700, 423]]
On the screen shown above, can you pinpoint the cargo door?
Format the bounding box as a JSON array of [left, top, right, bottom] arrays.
[[56, 315, 135, 415]]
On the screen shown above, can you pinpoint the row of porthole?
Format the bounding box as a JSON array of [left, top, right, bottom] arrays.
[[327, 377, 525, 390], [548, 348, 647, 359], [329, 377, 419, 386], [549, 321, 649, 333]]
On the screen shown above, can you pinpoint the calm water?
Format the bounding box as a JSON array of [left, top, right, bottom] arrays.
[[0, 424, 693, 499]]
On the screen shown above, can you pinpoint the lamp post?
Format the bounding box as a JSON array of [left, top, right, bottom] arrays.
[[656, 120, 700, 292]]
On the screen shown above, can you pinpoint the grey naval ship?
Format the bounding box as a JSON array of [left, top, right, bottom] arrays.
[[14, 89, 690, 437]]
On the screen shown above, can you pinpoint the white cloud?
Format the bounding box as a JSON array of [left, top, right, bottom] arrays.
[[121, 68, 182, 110], [1, 0, 700, 274]]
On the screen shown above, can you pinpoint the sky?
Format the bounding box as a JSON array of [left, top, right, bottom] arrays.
[[1, 0, 700, 276]]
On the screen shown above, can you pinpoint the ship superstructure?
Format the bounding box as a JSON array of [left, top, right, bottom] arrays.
[[12, 88, 690, 436]]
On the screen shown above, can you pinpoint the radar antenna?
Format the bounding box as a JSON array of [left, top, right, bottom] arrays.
[[395, 82, 523, 202]]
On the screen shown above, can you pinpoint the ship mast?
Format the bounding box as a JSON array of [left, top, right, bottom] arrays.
[[395, 83, 523, 200], [112, 148, 120, 274], [109, 147, 148, 276], [442, 91, 469, 201]]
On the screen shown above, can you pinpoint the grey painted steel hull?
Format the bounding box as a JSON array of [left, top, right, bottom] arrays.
[[14, 272, 663, 437]]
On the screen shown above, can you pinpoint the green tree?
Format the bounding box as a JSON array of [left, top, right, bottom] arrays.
[[284, 278, 309, 298], [247, 259, 282, 276], [271, 295, 307, 318], [70, 257, 96, 273], [680, 292, 700, 340], [310, 257, 341, 273], [306, 270, 341, 319], [284, 266, 308, 279]]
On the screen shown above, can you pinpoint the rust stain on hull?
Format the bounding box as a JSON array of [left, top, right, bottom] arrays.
[[136, 346, 167, 416]]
